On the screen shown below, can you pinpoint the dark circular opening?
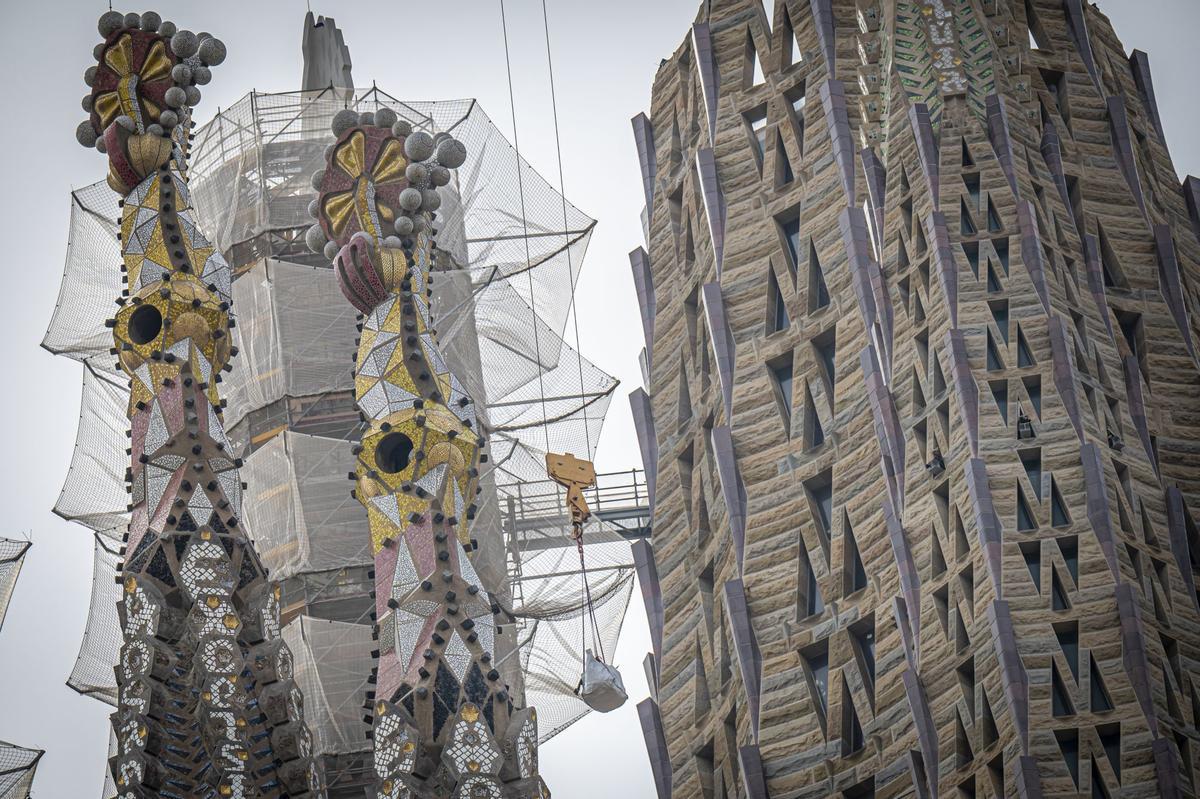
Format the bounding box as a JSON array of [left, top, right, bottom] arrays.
[[375, 432, 414, 474], [128, 304, 163, 345]]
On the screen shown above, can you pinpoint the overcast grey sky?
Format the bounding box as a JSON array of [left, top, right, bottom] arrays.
[[1, 1, 1198, 797]]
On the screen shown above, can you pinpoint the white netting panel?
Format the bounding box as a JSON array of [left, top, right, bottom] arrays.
[[242, 432, 370, 582], [282, 616, 374, 756], [0, 741, 41, 799], [0, 539, 30, 636], [52, 365, 129, 533], [67, 536, 123, 705]]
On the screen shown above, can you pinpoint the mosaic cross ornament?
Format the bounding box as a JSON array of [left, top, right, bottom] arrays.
[[76, 10, 322, 797], [307, 108, 551, 799]]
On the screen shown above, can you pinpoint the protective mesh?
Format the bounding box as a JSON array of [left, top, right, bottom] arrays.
[[46, 88, 633, 747], [0, 539, 30, 635], [242, 431, 370, 582], [281, 616, 374, 756], [67, 536, 122, 705], [0, 741, 41, 799]]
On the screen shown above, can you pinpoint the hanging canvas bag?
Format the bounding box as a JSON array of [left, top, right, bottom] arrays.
[[578, 648, 627, 712]]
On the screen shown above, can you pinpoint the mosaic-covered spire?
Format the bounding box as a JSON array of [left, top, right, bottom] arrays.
[[307, 109, 549, 798], [76, 10, 321, 797]]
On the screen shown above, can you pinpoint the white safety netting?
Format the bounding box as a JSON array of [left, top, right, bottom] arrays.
[[282, 616, 375, 756], [0, 539, 31, 635], [46, 87, 632, 745], [0, 742, 41, 799]]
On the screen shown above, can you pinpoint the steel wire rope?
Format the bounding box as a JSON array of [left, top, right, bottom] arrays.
[[538, 0, 607, 668]]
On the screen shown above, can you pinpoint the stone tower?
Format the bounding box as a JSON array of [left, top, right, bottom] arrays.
[[630, 1, 1200, 797]]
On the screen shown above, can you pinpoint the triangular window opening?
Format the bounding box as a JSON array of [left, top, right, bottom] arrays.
[[991, 380, 1009, 424], [964, 172, 981, 211], [1050, 478, 1071, 527], [775, 132, 794, 187], [1051, 663, 1075, 717], [987, 198, 1003, 232], [1092, 656, 1114, 712], [932, 528, 948, 578], [1017, 486, 1038, 531], [955, 510, 970, 561], [961, 138, 976, 167], [993, 236, 1010, 274], [745, 30, 766, 88], [785, 83, 807, 154], [813, 329, 837, 400], [1021, 541, 1041, 590], [1098, 225, 1129, 288], [1052, 567, 1071, 610], [961, 198, 978, 235], [1092, 764, 1112, 799], [677, 361, 693, 425], [844, 517, 868, 596], [801, 547, 825, 618], [802, 640, 829, 719], [768, 270, 790, 334], [744, 105, 769, 168], [1025, 0, 1052, 51], [1101, 726, 1123, 782], [1055, 730, 1080, 788], [990, 299, 1010, 343], [780, 213, 803, 273], [1059, 536, 1079, 583], [781, 8, 804, 68], [1055, 622, 1079, 679], [771, 359, 793, 430], [804, 389, 825, 449], [1021, 450, 1043, 501], [1023, 375, 1042, 415], [842, 679, 865, 755], [987, 330, 1005, 372], [805, 470, 834, 555], [809, 240, 830, 311], [1017, 327, 1036, 368], [982, 693, 1000, 748], [987, 263, 1003, 293], [955, 710, 975, 767], [963, 241, 980, 278]]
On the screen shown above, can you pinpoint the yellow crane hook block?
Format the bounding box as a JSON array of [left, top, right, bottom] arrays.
[[545, 452, 596, 535]]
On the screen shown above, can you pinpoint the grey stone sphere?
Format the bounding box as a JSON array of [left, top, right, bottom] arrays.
[[331, 109, 358, 137], [324, 144, 335, 161], [184, 85, 201, 107], [394, 216, 414, 236], [375, 108, 398, 129], [171, 30, 199, 59], [146, 123, 164, 137], [95, 137, 107, 153], [82, 94, 94, 113], [76, 121, 99, 148], [171, 64, 193, 85], [307, 199, 320, 219], [164, 86, 187, 109], [399, 187, 423, 212], [159, 110, 179, 128], [84, 66, 98, 88], [158, 20, 177, 37], [404, 131, 434, 162], [140, 12, 161, 31], [383, 235, 403, 250], [429, 165, 451, 187], [115, 114, 136, 132], [311, 169, 326, 191], [433, 131, 451, 146], [391, 119, 413, 138], [323, 240, 340, 260], [405, 162, 429, 186], [93, 42, 106, 61], [305, 224, 327, 253], [436, 138, 467, 169], [357, 111, 375, 127], [421, 189, 442, 211], [411, 214, 429, 234], [123, 13, 141, 29], [98, 10, 124, 37], [198, 37, 227, 66], [192, 66, 211, 86]]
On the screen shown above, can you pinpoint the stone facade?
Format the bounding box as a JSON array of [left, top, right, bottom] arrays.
[[630, 1, 1200, 797]]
